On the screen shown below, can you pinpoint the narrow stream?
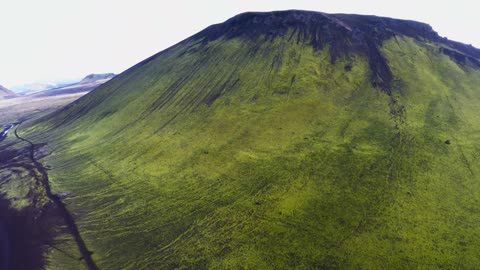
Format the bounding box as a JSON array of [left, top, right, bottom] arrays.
[[0, 124, 15, 142], [13, 125, 100, 270]]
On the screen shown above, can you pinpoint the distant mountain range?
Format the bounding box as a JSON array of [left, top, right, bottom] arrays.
[[11, 80, 76, 94], [29, 73, 115, 97], [0, 73, 116, 123], [10, 73, 116, 95], [0, 85, 18, 99], [79, 73, 115, 84]]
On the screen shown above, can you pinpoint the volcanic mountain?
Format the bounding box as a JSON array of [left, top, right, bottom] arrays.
[[0, 85, 18, 99], [17, 10, 480, 269]]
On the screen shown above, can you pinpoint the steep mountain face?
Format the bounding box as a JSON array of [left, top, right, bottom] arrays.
[[0, 85, 18, 99], [21, 10, 480, 269]]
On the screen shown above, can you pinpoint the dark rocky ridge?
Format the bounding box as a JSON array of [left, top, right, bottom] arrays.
[[187, 10, 480, 92]]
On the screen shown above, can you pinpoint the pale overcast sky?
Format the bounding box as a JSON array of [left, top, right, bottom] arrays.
[[0, 0, 477, 88]]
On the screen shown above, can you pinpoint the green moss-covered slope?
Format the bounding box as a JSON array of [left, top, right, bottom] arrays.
[[21, 10, 480, 269]]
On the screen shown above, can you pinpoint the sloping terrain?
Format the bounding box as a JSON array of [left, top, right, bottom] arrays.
[[0, 92, 87, 123], [30, 73, 115, 98], [79, 73, 115, 84], [12, 82, 66, 95], [0, 85, 17, 99], [11, 10, 480, 269], [0, 74, 114, 123]]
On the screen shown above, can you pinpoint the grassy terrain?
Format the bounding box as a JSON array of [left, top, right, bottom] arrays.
[[14, 17, 480, 269]]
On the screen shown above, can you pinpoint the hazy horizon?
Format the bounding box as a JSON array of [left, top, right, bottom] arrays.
[[1, 0, 478, 88]]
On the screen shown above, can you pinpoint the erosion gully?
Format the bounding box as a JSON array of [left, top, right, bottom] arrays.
[[0, 122, 99, 270]]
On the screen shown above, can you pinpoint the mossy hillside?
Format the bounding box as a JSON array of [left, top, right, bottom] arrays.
[[21, 29, 480, 270]]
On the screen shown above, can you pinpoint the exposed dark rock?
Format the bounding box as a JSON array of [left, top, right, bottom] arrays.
[[186, 10, 480, 92], [440, 47, 480, 67]]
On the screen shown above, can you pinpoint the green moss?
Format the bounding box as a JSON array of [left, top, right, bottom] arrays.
[[18, 34, 480, 269]]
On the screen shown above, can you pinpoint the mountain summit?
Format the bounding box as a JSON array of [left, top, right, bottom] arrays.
[[18, 10, 480, 269], [191, 10, 479, 91]]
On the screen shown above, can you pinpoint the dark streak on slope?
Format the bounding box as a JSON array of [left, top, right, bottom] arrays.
[[14, 126, 100, 270], [29, 10, 480, 136], [189, 10, 480, 92]]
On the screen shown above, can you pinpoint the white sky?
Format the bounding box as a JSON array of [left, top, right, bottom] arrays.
[[0, 0, 478, 88]]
